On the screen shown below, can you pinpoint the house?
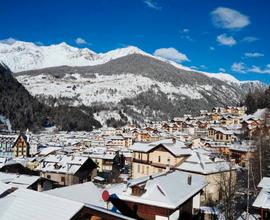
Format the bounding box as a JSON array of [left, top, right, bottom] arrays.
[[211, 112, 221, 121], [101, 127, 116, 136], [241, 118, 261, 138], [122, 134, 134, 148], [0, 134, 17, 158], [12, 132, 30, 158], [253, 177, 270, 219], [106, 135, 126, 147], [208, 127, 234, 143], [106, 170, 208, 220], [229, 141, 255, 166], [36, 155, 97, 186], [0, 172, 55, 191], [0, 186, 132, 220], [87, 151, 125, 182], [0, 159, 38, 175], [136, 130, 160, 143], [175, 151, 237, 203], [130, 139, 192, 179], [220, 116, 235, 126], [204, 141, 231, 155]]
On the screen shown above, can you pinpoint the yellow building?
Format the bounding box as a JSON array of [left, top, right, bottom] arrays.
[[208, 127, 233, 143], [130, 139, 192, 179]]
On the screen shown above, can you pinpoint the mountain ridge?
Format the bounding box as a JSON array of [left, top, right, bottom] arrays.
[[0, 40, 265, 86]]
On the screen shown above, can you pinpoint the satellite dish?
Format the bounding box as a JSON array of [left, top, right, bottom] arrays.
[[102, 190, 110, 201]]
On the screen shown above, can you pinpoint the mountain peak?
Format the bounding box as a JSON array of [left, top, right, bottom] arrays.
[[99, 46, 151, 63]]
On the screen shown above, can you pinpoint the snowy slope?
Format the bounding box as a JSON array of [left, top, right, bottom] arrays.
[[16, 72, 206, 106], [0, 41, 152, 73], [0, 41, 98, 72]]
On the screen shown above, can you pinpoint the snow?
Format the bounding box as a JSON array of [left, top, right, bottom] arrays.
[[107, 170, 207, 209], [177, 152, 234, 174], [16, 73, 205, 107], [0, 188, 84, 220], [44, 181, 105, 207], [36, 154, 89, 174], [0, 115, 12, 131], [0, 40, 262, 87], [130, 139, 192, 156], [201, 71, 241, 84]]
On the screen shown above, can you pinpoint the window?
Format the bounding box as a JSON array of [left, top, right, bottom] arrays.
[[158, 156, 161, 163], [167, 157, 171, 164], [47, 175, 51, 179], [137, 164, 140, 173], [142, 165, 144, 174], [146, 166, 149, 175], [61, 176, 65, 182]]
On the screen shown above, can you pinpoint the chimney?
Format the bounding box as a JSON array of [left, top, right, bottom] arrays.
[[187, 175, 192, 185], [171, 137, 176, 144]]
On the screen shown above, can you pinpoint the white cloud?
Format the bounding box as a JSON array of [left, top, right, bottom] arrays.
[[211, 7, 250, 30], [181, 28, 189, 33], [75, 37, 88, 45], [143, 0, 161, 10], [231, 62, 246, 73], [248, 65, 270, 74], [200, 65, 207, 69], [154, 47, 189, 63], [242, 36, 258, 43], [219, 68, 226, 72], [244, 52, 264, 58], [0, 37, 17, 45], [209, 46, 215, 51], [217, 34, 236, 46], [231, 62, 270, 75]]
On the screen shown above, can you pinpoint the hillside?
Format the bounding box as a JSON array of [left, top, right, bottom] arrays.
[[0, 62, 47, 130], [1, 40, 266, 123], [0, 62, 101, 131], [14, 54, 266, 121]]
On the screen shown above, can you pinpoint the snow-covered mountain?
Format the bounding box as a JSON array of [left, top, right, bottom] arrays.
[[1, 40, 266, 121], [0, 40, 263, 86], [0, 40, 152, 73]]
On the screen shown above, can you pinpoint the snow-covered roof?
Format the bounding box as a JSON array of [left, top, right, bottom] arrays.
[[0, 188, 84, 220], [0, 182, 12, 195], [176, 152, 234, 174], [212, 127, 234, 135], [258, 177, 270, 189], [237, 212, 260, 220], [38, 146, 62, 156], [130, 139, 192, 156], [90, 153, 116, 160], [36, 154, 92, 174], [0, 173, 45, 189], [107, 170, 207, 209], [253, 188, 270, 210], [44, 181, 105, 207]]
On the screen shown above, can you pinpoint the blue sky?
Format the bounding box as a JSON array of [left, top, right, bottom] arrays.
[[1, 0, 270, 83]]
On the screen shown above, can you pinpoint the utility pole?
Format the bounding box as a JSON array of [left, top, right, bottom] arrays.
[[246, 142, 250, 220]]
